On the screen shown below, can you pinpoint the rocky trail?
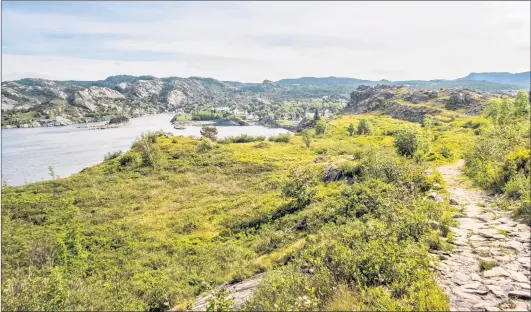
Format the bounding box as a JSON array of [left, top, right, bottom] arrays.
[[435, 160, 530, 311]]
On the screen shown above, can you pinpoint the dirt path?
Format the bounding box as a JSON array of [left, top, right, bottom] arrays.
[[435, 160, 530, 311]]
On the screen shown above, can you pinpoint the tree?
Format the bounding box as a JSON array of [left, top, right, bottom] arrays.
[[301, 129, 312, 149], [357, 119, 373, 135], [313, 109, 321, 121], [485, 97, 513, 125], [347, 123, 356, 136], [514, 90, 530, 117], [200, 126, 218, 141]]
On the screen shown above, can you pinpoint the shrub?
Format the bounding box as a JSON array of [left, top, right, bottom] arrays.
[[315, 120, 328, 136], [254, 142, 270, 149], [439, 145, 454, 160], [132, 133, 166, 169], [269, 133, 291, 143], [357, 119, 374, 135], [421, 116, 433, 128], [301, 129, 312, 149], [394, 126, 430, 158], [503, 173, 529, 200], [315, 147, 328, 155], [479, 260, 497, 271], [347, 123, 356, 136], [200, 126, 218, 141], [219, 134, 265, 144], [206, 288, 233, 312], [282, 166, 320, 209], [104, 150, 122, 161], [197, 138, 216, 153], [514, 90, 530, 117], [119, 152, 142, 167]]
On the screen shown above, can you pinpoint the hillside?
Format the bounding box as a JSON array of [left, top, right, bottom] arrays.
[[459, 71, 531, 87], [1, 73, 527, 128], [2, 87, 530, 311]]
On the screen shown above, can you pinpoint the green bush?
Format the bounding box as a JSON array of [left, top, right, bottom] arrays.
[[119, 152, 142, 167], [132, 133, 166, 169], [315, 147, 328, 155], [268, 133, 292, 143], [347, 123, 356, 136], [315, 120, 329, 136], [206, 288, 233, 312], [218, 134, 265, 144], [394, 126, 430, 158], [104, 150, 122, 161], [357, 119, 374, 135], [282, 166, 320, 209], [300, 129, 312, 149], [197, 138, 216, 153], [503, 173, 529, 200]]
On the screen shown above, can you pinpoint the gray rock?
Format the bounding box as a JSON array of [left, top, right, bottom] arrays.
[[477, 229, 497, 239], [427, 192, 444, 202], [484, 267, 511, 278], [509, 271, 529, 283], [453, 272, 471, 284], [486, 285, 506, 298], [449, 198, 459, 205]]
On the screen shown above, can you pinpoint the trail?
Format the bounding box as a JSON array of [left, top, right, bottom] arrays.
[[435, 160, 530, 311]]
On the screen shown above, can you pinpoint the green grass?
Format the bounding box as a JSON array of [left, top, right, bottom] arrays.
[[0, 112, 491, 311]]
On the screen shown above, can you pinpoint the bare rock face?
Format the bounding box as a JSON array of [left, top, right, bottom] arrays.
[[445, 89, 492, 114], [73, 86, 125, 111], [345, 85, 441, 123]]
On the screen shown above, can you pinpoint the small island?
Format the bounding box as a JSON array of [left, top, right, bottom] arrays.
[[170, 109, 250, 129], [89, 115, 130, 130]]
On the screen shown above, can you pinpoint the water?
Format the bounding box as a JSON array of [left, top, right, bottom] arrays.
[[1, 113, 290, 186]]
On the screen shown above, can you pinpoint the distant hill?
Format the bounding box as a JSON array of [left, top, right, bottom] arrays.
[[274, 75, 527, 91], [2, 72, 528, 128], [276, 76, 374, 86], [458, 72, 530, 87]]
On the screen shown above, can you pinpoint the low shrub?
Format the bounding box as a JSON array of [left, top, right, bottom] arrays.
[[104, 150, 122, 161], [394, 126, 430, 158], [196, 138, 216, 153], [268, 133, 292, 143], [357, 119, 374, 135], [132, 132, 166, 169], [119, 152, 142, 167], [219, 134, 265, 144]]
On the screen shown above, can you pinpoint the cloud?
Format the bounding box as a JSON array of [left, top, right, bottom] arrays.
[[2, 1, 530, 82]]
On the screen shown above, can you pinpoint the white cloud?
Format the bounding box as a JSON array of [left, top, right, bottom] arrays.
[[2, 1, 530, 82]]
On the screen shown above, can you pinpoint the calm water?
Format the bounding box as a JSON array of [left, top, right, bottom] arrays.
[[1, 113, 290, 186]]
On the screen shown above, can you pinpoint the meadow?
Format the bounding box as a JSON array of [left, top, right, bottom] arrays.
[[2, 91, 529, 311]]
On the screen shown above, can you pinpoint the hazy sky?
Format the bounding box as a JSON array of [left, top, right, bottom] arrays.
[[2, 1, 530, 82]]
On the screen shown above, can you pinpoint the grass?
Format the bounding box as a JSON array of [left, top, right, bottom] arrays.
[[0, 111, 505, 311], [479, 259, 498, 271]]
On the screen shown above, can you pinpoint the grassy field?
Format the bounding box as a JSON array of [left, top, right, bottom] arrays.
[[2, 106, 527, 310]]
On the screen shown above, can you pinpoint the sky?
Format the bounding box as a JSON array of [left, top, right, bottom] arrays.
[[1, 1, 530, 82]]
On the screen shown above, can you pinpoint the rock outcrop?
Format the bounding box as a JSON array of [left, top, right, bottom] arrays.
[[345, 85, 442, 123], [345, 85, 498, 122]]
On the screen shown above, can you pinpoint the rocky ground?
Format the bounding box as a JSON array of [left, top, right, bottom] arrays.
[[434, 160, 530, 311], [179, 274, 264, 311], [343, 84, 511, 123]]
